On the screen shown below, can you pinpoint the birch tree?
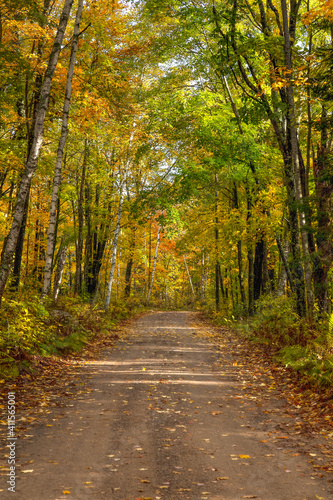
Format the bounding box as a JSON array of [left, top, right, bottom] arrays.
[[104, 186, 124, 312], [183, 255, 195, 298], [0, 0, 74, 304], [147, 225, 161, 305], [53, 244, 68, 302], [41, 0, 84, 298]]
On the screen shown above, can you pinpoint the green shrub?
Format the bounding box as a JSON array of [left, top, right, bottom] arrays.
[[232, 294, 333, 388], [276, 344, 333, 387], [249, 295, 316, 347]]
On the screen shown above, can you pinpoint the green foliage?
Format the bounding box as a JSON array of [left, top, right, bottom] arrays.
[[0, 295, 53, 353], [249, 295, 316, 347], [234, 294, 333, 388], [0, 295, 56, 378], [0, 294, 138, 379], [276, 345, 333, 388]]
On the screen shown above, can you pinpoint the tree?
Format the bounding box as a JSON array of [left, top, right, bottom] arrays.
[[0, 0, 74, 304], [41, 0, 84, 298]]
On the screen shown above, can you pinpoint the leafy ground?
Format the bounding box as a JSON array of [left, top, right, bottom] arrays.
[[0, 311, 332, 499], [201, 319, 333, 472]]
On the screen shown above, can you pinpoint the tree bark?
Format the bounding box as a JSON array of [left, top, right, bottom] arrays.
[[281, 0, 310, 315], [0, 0, 74, 304], [10, 186, 30, 290], [91, 239, 109, 307], [53, 244, 68, 301], [312, 105, 333, 312], [215, 174, 220, 311], [200, 251, 207, 302], [75, 140, 88, 295], [104, 188, 124, 311], [277, 240, 289, 296], [11, 0, 52, 291], [41, 0, 84, 297], [124, 226, 136, 298], [254, 237, 264, 301], [83, 181, 92, 293], [147, 225, 161, 306], [183, 255, 195, 298]]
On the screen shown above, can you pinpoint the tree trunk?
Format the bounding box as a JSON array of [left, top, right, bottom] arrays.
[[232, 182, 245, 308], [147, 225, 161, 306], [200, 251, 206, 302], [248, 244, 254, 314], [124, 257, 133, 298], [281, 0, 309, 316], [215, 174, 220, 311], [41, 0, 84, 297], [83, 181, 92, 294], [10, 186, 30, 290], [87, 185, 110, 296], [0, 0, 74, 304], [277, 240, 289, 296], [253, 237, 264, 301], [237, 240, 246, 307], [124, 226, 136, 298], [10, 0, 52, 291], [91, 239, 109, 307], [75, 140, 88, 295], [312, 106, 333, 312], [53, 244, 68, 301], [218, 262, 225, 298], [104, 189, 124, 311], [262, 239, 270, 294], [183, 255, 195, 298], [144, 230, 147, 296]]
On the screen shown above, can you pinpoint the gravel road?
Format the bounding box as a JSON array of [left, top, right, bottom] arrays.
[[5, 311, 332, 499]]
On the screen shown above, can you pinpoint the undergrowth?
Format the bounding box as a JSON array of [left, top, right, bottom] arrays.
[[0, 293, 138, 379], [211, 295, 333, 388]]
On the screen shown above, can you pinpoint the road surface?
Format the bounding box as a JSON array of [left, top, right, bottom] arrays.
[[3, 311, 332, 499]]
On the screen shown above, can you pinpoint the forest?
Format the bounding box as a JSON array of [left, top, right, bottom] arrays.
[[0, 0, 333, 387]]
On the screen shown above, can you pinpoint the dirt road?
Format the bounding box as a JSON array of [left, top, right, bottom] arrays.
[[3, 311, 333, 499]]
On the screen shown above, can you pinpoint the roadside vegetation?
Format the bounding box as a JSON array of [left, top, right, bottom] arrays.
[[0, 293, 136, 379]]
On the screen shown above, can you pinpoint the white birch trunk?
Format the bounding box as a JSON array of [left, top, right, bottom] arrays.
[[0, 0, 74, 303], [147, 225, 161, 306], [144, 230, 147, 295], [41, 0, 84, 298], [200, 252, 206, 301], [116, 229, 122, 299], [183, 255, 195, 297], [53, 245, 68, 302], [104, 189, 124, 312]]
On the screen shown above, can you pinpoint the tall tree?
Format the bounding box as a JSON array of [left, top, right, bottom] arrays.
[[41, 0, 84, 298], [0, 0, 74, 304]]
